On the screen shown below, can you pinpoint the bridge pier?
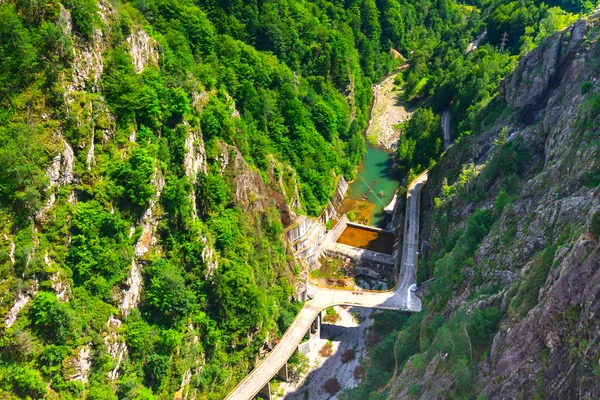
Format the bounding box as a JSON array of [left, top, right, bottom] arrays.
[[257, 382, 271, 400], [277, 363, 288, 382], [311, 312, 321, 334]]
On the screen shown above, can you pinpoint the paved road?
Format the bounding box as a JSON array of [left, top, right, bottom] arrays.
[[441, 109, 452, 151], [225, 172, 428, 400]]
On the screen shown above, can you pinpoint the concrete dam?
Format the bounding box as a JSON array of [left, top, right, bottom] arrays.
[[225, 171, 428, 400]]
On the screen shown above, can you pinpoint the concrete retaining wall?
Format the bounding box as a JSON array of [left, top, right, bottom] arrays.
[[319, 176, 348, 224], [346, 222, 394, 235], [286, 216, 313, 243], [324, 243, 395, 269]]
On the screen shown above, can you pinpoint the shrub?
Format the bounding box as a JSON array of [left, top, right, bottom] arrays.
[[324, 307, 341, 323], [470, 306, 502, 348], [341, 348, 356, 363], [319, 341, 333, 357], [112, 147, 155, 210], [323, 377, 341, 394], [581, 81, 593, 95], [353, 366, 365, 380], [12, 366, 46, 398], [143, 259, 195, 326], [30, 292, 74, 344], [347, 211, 356, 222], [591, 211, 600, 239]]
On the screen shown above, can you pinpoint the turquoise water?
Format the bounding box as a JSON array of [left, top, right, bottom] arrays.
[[348, 142, 401, 227]]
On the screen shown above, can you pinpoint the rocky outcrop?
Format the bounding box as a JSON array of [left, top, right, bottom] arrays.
[[201, 236, 218, 279], [126, 29, 159, 73], [219, 143, 270, 212], [500, 20, 589, 111], [5, 279, 38, 328], [66, 0, 116, 93], [184, 126, 207, 178], [69, 345, 92, 383], [46, 138, 75, 188]]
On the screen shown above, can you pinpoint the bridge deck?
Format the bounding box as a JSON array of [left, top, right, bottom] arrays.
[[225, 171, 428, 400]]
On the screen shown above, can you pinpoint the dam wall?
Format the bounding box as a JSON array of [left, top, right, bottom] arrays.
[[285, 176, 349, 268]]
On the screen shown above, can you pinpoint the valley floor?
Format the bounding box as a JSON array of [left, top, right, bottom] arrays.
[[279, 306, 374, 400]]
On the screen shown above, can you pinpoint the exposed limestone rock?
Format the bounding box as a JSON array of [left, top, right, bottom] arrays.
[[86, 132, 95, 170], [409, 17, 600, 399], [5, 235, 15, 265], [59, 5, 72, 36], [5, 293, 30, 328], [126, 30, 159, 74], [36, 192, 56, 223], [69, 345, 92, 383], [51, 270, 71, 302], [500, 20, 589, 110], [184, 127, 207, 178], [134, 170, 165, 257], [218, 143, 269, 212], [201, 236, 218, 279], [67, 0, 116, 93], [5, 279, 38, 328], [119, 258, 142, 316], [191, 90, 211, 114], [46, 138, 75, 188], [104, 316, 127, 381], [69, 37, 105, 93], [120, 165, 165, 310]]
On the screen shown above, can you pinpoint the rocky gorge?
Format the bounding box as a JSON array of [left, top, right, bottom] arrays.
[[349, 15, 600, 400]]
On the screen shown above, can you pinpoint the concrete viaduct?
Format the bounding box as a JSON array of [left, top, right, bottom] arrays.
[[225, 171, 429, 400]]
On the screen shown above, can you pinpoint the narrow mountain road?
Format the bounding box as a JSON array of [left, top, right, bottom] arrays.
[[225, 171, 428, 400], [441, 109, 452, 151]]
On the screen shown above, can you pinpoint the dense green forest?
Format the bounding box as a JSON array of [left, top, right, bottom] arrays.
[[0, 0, 588, 398]]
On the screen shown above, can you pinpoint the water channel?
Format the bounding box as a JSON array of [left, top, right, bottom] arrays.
[[346, 142, 400, 227]]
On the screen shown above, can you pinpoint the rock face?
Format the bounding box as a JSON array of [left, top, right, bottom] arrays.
[[386, 15, 600, 400], [500, 20, 588, 111], [126, 29, 159, 73], [219, 143, 270, 212]]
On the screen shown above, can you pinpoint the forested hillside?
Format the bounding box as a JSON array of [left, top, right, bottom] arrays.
[[0, 0, 591, 398], [341, 11, 600, 400]]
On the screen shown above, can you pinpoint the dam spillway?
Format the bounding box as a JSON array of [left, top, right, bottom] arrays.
[[336, 224, 394, 255]]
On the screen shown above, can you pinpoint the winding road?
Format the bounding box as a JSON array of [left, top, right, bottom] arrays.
[[225, 171, 428, 400]]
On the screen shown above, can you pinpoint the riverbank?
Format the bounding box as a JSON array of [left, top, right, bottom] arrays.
[[366, 71, 412, 150]]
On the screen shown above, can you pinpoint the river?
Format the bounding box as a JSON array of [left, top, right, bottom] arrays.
[[347, 143, 400, 227]]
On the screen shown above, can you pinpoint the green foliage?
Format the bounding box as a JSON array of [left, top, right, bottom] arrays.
[[0, 0, 591, 397], [591, 211, 600, 239], [469, 306, 502, 348], [112, 148, 155, 210], [510, 244, 558, 316], [144, 354, 170, 392], [452, 358, 472, 396], [30, 292, 74, 345], [396, 108, 441, 175], [11, 365, 47, 398], [213, 258, 267, 336], [62, 0, 97, 40], [68, 200, 131, 297], [0, 124, 49, 216], [196, 173, 230, 215], [143, 260, 195, 326], [347, 211, 357, 222], [0, 5, 37, 98], [580, 81, 593, 95]]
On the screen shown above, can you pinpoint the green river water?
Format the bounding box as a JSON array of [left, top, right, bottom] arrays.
[[348, 142, 401, 227]]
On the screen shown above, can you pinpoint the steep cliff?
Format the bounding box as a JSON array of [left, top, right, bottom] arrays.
[[344, 15, 600, 400]]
